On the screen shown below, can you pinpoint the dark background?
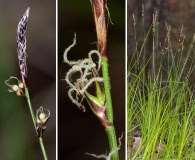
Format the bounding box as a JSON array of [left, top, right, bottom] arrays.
[[58, 1, 125, 159], [127, 0, 195, 96], [128, 0, 195, 60], [0, 1, 56, 159]]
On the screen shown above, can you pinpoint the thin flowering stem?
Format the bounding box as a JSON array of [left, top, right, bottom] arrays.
[[25, 88, 36, 130], [63, 1, 120, 159], [25, 88, 48, 160], [90, 0, 119, 159], [16, 7, 48, 160]]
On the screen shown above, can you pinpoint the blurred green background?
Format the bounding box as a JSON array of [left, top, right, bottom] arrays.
[[58, 0, 125, 159], [0, 0, 56, 159]]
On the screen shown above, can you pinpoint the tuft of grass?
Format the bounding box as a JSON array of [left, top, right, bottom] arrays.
[[128, 14, 195, 160]]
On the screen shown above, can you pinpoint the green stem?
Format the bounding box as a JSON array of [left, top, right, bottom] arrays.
[[39, 138, 48, 160], [152, 31, 155, 77], [25, 88, 36, 130], [105, 126, 119, 160], [101, 58, 113, 122], [101, 57, 119, 160], [24, 87, 48, 160]]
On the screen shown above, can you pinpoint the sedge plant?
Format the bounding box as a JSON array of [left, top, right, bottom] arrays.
[[63, 0, 120, 159], [128, 13, 195, 159], [5, 8, 50, 160]]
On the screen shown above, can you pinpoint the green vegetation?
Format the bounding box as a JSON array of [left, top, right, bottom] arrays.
[[128, 14, 195, 160]]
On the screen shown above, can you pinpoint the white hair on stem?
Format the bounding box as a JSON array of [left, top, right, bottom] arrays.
[[86, 133, 123, 159]]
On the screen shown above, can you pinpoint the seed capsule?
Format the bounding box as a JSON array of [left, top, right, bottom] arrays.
[[5, 76, 25, 96], [36, 106, 50, 138]]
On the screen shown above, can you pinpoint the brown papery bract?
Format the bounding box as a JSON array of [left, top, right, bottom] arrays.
[[90, 0, 107, 58]]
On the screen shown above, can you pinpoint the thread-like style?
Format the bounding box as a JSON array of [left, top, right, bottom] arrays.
[[64, 34, 103, 112]]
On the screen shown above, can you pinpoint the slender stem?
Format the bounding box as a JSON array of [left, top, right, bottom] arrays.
[[105, 126, 119, 160], [102, 57, 119, 160], [25, 88, 36, 130], [39, 138, 48, 160], [153, 31, 155, 77], [24, 87, 48, 160], [90, 0, 119, 158], [101, 58, 113, 122]]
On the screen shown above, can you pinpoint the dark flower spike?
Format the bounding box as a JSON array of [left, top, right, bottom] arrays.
[[5, 76, 25, 96], [17, 7, 30, 79], [36, 106, 50, 138]]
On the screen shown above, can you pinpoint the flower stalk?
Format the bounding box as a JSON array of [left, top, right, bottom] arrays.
[[63, 1, 120, 159], [5, 7, 49, 160], [90, 0, 119, 159]]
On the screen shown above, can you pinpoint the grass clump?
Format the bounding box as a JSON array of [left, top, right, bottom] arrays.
[[127, 14, 195, 160]]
